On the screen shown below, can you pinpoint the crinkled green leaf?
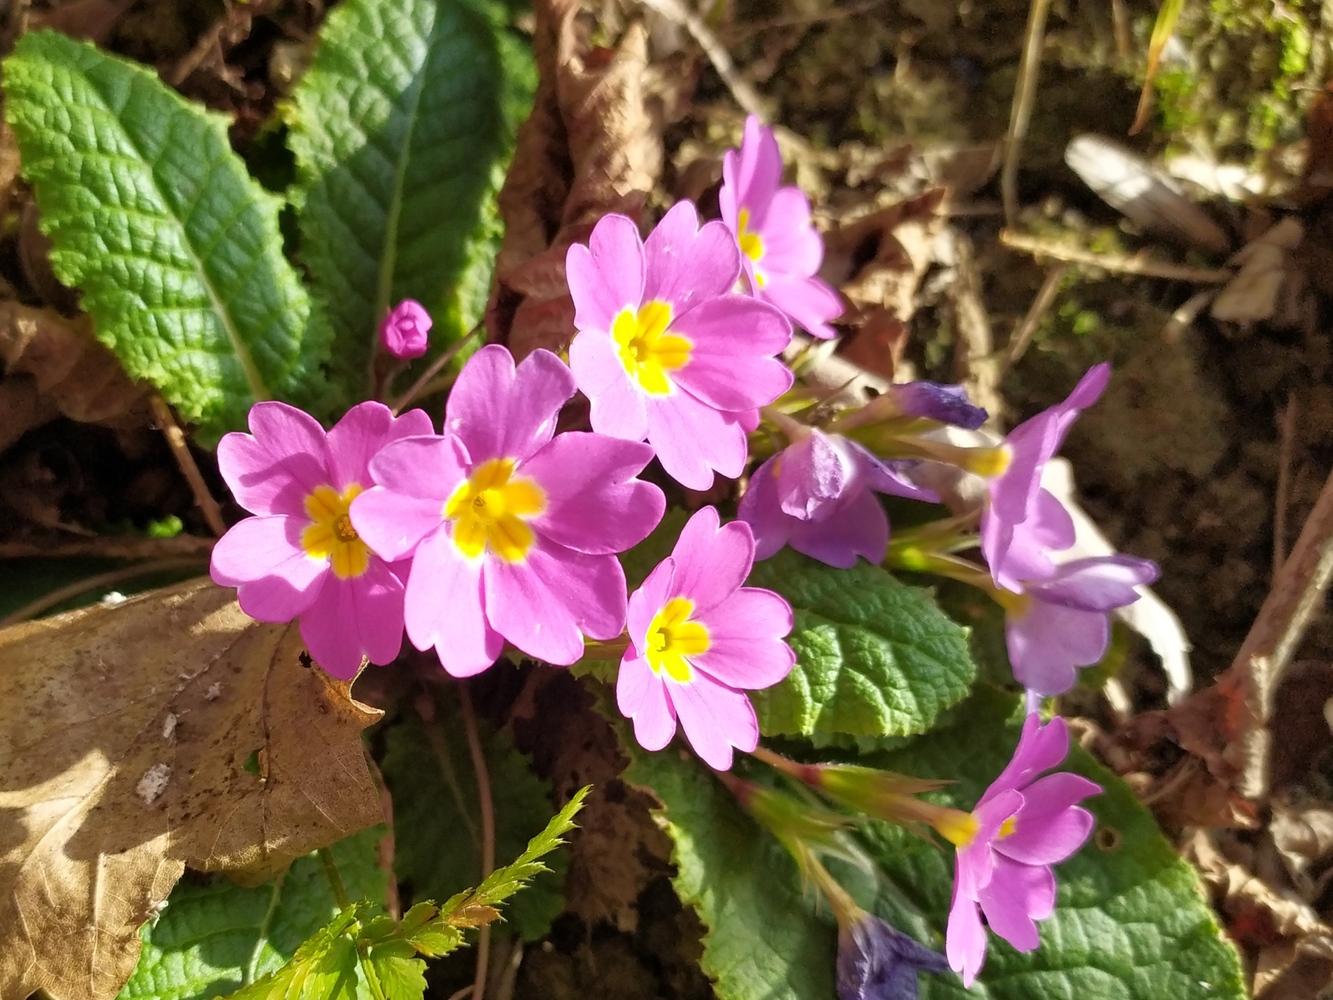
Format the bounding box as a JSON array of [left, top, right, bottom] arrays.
[[624, 689, 1244, 1000], [3, 30, 330, 444], [359, 939, 426, 1000], [287, 0, 534, 398], [380, 706, 568, 940], [117, 827, 387, 1000], [746, 549, 976, 740], [222, 910, 362, 1000]]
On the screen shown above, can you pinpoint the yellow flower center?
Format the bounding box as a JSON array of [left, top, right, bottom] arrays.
[[935, 809, 981, 849], [737, 208, 767, 288], [998, 816, 1018, 839], [611, 299, 693, 396], [444, 457, 546, 563], [645, 597, 711, 683], [301, 484, 371, 579]]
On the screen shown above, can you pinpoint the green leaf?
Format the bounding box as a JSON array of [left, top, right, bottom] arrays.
[[623, 744, 838, 1000], [360, 939, 427, 1000], [463, 785, 589, 909], [118, 827, 387, 1000], [852, 689, 1247, 1000], [3, 31, 329, 444], [745, 549, 976, 740], [380, 705, 568, 941], [223, 909, 363, 1000], [287, 0, 534, 397]]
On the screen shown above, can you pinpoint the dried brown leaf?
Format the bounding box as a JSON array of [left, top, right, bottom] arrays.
[[0, 579, 383, 1000], [0, 301, 150, 453], [487, 0, 678, 360]]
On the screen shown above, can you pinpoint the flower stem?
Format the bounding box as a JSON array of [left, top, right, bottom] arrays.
[[318, 847, 351, 910], [459, 683, 496, 1000], [390, 321, 483, 415]]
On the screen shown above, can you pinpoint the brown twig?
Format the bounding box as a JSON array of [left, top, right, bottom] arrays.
[[1004, 264, 1068, 372], [390, 323, 483, 415], [0, 536, 215, 560], [459, 684, 496, 1000], [1274, 393, 1297, 576], [150, 395, 227, 537], [1000, 230, 1234, 283], [1000, 0, 1053, 225], [0, 557, 206, 627], [639, 0, 765, 119]]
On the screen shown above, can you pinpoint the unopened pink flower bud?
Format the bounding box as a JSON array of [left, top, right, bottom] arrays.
[[379, 299, 432, 359]]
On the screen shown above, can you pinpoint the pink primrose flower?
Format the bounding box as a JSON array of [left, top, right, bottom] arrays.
[[945, 714, 1100, 987], [616, 507, 795, 770], [380, 299, 432, 359], [1005, 554, 1159, 696], [210, 400, 433, 678], [566, 202, 794, 490], [738, 429, 937, 569], [350, 345, 665, 677], [719, 115, 844, 339], [981, 364, 1110, 592]]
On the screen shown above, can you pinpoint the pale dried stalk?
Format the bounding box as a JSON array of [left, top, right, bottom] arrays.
[[1001, 0, 1053, 225], [638, 0, 765, 118], [1004, 264, 1068, 372], [0, 536, 215, 560], [150, 395, 227, 537], [1001, 230, 1234, 283]]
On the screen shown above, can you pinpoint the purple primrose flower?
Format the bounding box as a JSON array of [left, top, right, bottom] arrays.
[[617, 507, 795, 770], [837, 912, 949, 1000], [945, 714, 1100, 986], [351, 345, 665, 676], [720, 115, 844, 339]]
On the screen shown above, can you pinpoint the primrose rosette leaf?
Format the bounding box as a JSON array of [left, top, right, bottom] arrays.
[[745, 549, 976, 741], [2, 30, 329, 444]]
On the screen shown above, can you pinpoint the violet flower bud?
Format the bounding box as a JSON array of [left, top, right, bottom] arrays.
[[379, 299, 432, 359], [837, 912, 949, 1000]]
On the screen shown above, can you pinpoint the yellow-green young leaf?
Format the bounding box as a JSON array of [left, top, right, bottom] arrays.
[[745, 549, 976, 740], [222, 909, 362, 1000], [3, 31, 330, 444], [287, 0, 534, 398]]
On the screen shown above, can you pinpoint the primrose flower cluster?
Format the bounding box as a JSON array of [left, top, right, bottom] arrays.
[[209, 115, 1153, 993]]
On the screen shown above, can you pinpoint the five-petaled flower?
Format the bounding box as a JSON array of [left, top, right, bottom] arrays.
[[944, 713, 1100, 986], [210, 400, 433, 678], [567, 202, 794, 489], [351, 345, 665, 677], [617, 506, 795, 769], [739, 428, 937, 568], [720, 115, 844, 339]]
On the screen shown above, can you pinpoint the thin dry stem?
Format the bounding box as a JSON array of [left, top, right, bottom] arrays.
[[1275, 393, 1297, 576], [1004, 264, 1068, 372], [390, 323, 483, 415], [1001, 0, 1053, 225], [639, 0, 765, 118], [1001, 230, 1234, 283], [150, 395, 227, 537], [459, 684, 496, 1000]]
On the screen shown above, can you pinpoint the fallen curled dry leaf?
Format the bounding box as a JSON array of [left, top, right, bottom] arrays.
[[0, 299, 150, 454], [0, 578, 384, 1000], [487, 0, 683, 360]]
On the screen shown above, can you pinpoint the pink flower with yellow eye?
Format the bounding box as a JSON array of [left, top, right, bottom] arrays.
[[210, 400, 433, 678], [566, 202, 794, 490], [350, 345, 666, 677], [617, 507, 795, 770], [720, 115, 843, 340]]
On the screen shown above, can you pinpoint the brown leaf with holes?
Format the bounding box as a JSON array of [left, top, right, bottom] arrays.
[[0, 579, 383, 1000], [487, 0, 685, 360], [0, 300, 150, 453]]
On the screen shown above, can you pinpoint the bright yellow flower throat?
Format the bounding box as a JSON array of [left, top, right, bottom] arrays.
[[645, 597, 711, 683], [445, 458, 546, 562], [736, 208, 766, 287], [612, 299, 693, 396], [302, 484, 371, 579]]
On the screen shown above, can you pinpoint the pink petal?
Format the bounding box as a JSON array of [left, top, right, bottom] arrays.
[[646, 392, 749, 490], [736, 456, 791, 560], [349, 487, 445, 563], [983, 714, 1071, 804], [445, 345, 575, 464], [326, 401, 433, 490], [1032, 555, 1158, 612], [1006, 600, 1109, 696], [521, 432, 663, 553], [218, 402, 329, 517], [617, 653, 677, 751], [669, 672, 758, 770], [484, 542, 628, 664], [667, 508, 752, 613], [569, 328, 650, 442], [627, 557, 676, 653], [754, 186, 823, 277], [567, 214, 647, 332], [367, 434, 468, 500], [999, 773, 1100, 866], [643, 203, 738, 310], [725, 115, 782, 221], [211, 515, 326, 621], [759, 274, 844, 340], [694, 589, 795, 690], [946, 884, 987, 988], [299, 561, 405, 678], [957, 788, 1023, 899], [788, 484, 889, 569], [674, 297, 793, 411], [404, 531, 502, 676], [978, 857, 1056, 952]]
